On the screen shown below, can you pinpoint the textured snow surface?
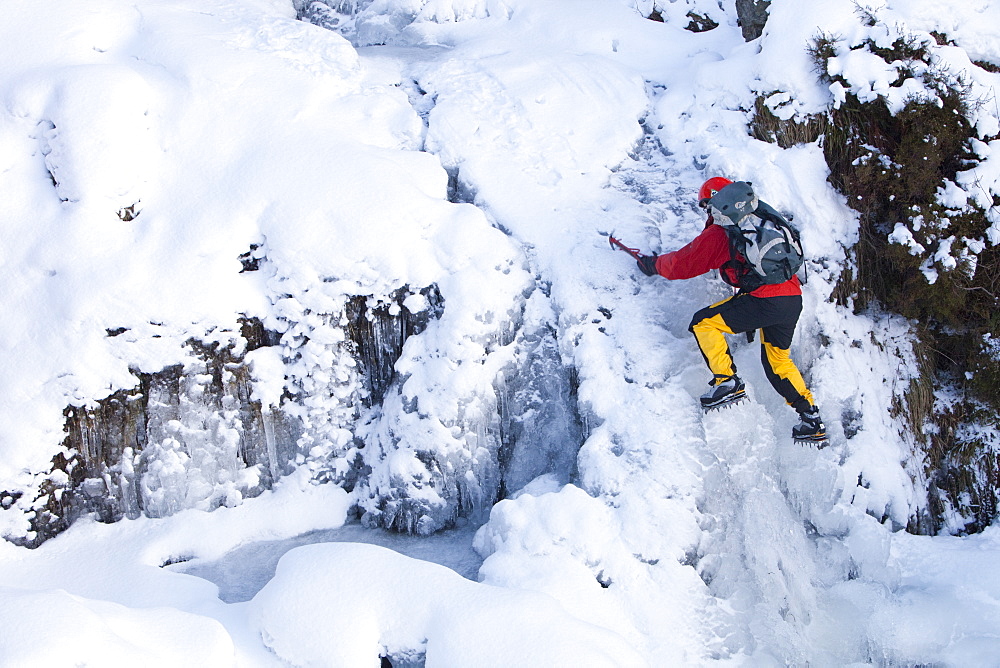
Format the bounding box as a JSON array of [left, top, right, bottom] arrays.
[[2, 0, 1000, 665]]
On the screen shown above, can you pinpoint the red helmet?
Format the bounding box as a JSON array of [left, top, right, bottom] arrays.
[[698, 177, 733, 207]]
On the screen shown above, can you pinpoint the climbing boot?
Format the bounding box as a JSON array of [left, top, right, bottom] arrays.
[[793, 406, 828, 445], [700, 375, 746, 412]]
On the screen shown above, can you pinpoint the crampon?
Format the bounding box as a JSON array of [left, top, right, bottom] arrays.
[[700, 390, 748, 413], [700, 375, 747, 412], [793, 431, 830, 447], [792, 407, 828, 447]]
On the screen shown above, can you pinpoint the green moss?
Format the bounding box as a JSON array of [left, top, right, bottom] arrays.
[[812, 37, 984, 337], [778, 28, 1000, 532], [749, 96, 826, 148], [924, 394, 1000, 534]]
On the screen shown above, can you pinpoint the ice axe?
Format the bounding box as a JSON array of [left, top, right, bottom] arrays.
[[602, 231, 649, 259]]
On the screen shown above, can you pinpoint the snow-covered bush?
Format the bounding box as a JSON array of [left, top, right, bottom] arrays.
[[810, 29, 989, 291]]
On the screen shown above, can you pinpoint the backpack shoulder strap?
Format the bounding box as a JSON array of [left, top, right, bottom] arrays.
[[755, 202, 801, 240], [716, 223, 761, 292], [719, 221, 748, 254]]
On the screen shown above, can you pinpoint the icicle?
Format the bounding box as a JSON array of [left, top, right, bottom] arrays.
[[261, 408, 280, 483]]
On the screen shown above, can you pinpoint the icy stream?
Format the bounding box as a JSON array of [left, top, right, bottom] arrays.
[[174, 523, 483, 603]]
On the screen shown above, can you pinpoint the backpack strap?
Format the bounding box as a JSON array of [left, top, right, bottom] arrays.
[[719, 226, 763, 293], [756, 204, 802, 244]]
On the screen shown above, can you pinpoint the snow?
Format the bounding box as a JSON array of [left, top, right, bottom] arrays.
[[252, 541, 645, 667], [889, 222, 927, 255], [0, 586, 237, 668], [2, 0, 1000, 665]]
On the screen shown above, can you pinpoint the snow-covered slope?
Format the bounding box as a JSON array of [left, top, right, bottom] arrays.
[[2, 0, 1000, 665]]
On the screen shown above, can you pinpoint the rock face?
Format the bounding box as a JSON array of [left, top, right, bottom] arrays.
[[22, 325, 299, 547], [736, 0, 770, 41], [12, 274, 584, 546], [19, 290, 416, 545]]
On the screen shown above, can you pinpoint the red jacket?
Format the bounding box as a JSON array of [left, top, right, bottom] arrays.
[[654, 221, 801, 297]]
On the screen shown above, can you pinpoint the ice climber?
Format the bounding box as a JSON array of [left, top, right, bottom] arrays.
[[636, 177, 827, 444]]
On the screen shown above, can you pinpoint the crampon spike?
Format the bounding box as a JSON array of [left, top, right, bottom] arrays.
[[701, 394, 747, 414], [794, 434, 830, 448]]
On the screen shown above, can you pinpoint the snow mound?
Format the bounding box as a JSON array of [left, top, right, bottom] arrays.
[[0, 586, 236, 668], [251, 541, 646, 667]]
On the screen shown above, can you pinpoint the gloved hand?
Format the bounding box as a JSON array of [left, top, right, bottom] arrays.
[[636, 254, 658, 276]]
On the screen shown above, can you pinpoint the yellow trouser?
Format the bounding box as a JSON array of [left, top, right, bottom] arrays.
[[689, 295, 815, 411], [691, 310, 737, 380], [760, 338, 814, 408]]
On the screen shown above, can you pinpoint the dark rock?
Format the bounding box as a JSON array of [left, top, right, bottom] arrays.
[[736, 0, 771, 41]]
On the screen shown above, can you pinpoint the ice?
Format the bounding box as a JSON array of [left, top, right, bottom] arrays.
[[176, 522, 483, 603], [496, 309, 583, 494]]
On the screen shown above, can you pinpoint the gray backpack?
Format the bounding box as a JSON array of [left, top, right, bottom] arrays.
[[708, 181, 803, 291]]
